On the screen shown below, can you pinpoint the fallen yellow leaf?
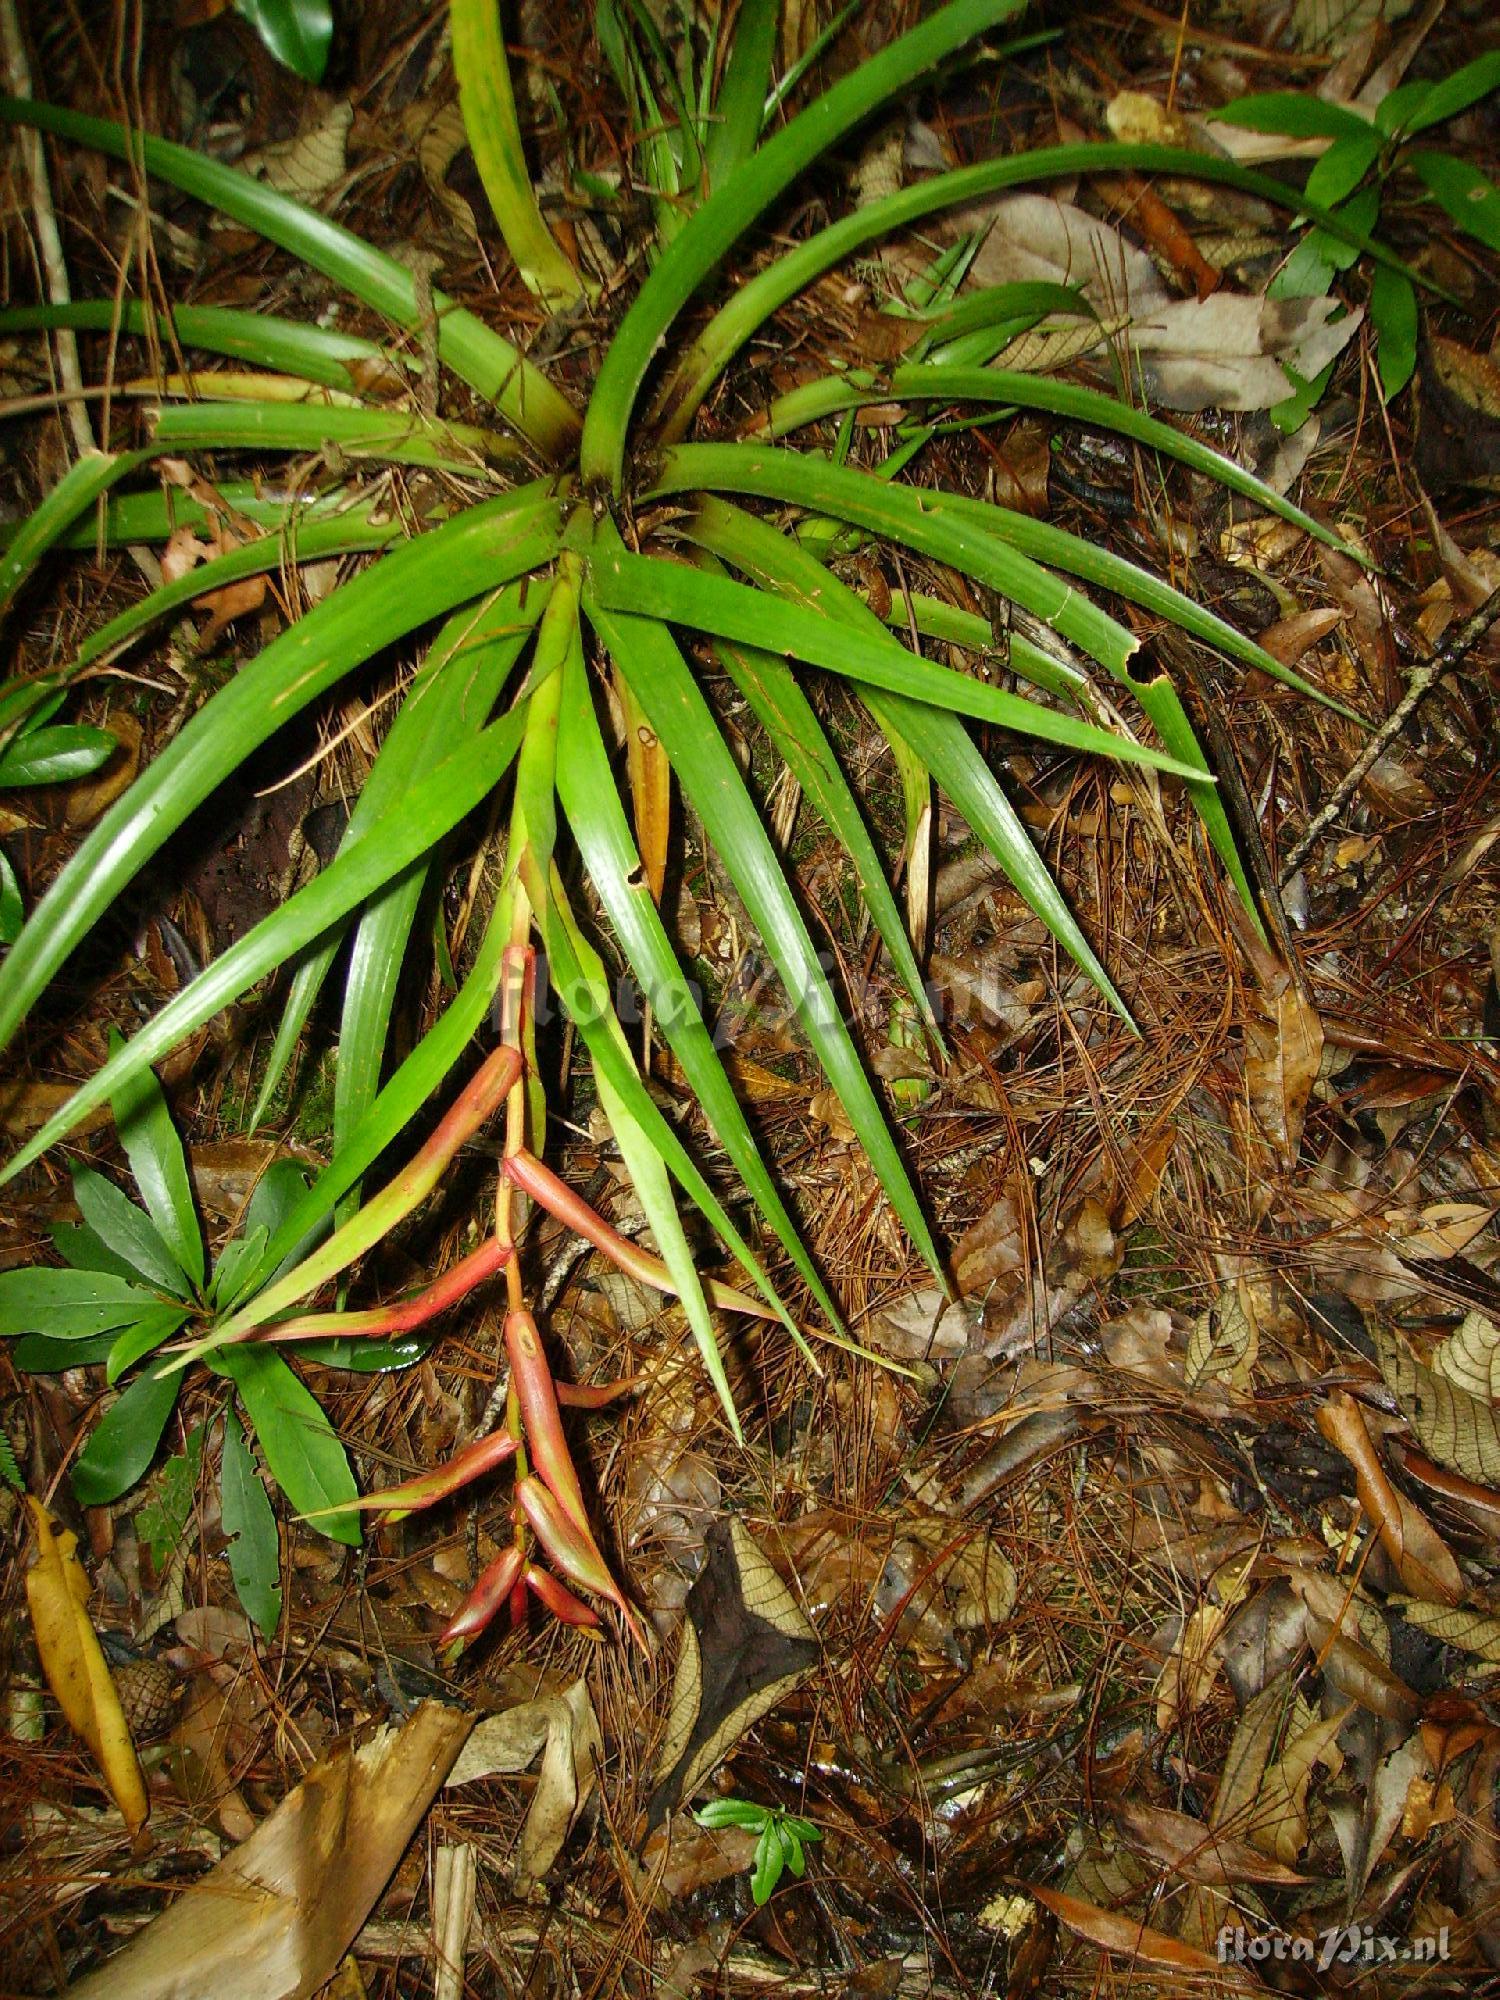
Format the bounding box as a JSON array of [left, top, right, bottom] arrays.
[[25, 1497, 149, 1837]]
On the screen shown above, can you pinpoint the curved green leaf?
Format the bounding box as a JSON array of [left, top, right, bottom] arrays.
[[0, 485, 562, 1068], [72, 1359, 182, 1505], [584, 579, 944, 1281], [0, 98, 578, 457], [216, 1346, 358, 1544], [0, 1266, 162, 1338], [72, 1168, 190, 1297]]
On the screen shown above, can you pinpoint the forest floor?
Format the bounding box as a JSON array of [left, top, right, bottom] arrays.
[[2, 0, 1499, 1994]]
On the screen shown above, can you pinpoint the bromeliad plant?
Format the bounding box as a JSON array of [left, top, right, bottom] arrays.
[[0, 0, 1407, 1628]]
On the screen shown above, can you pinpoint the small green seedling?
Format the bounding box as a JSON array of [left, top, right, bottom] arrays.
[[1213, 52, 1500, 407], [693, 1796, 822, 1906]]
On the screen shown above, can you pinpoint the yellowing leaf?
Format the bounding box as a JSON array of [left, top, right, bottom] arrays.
[[24, 1497, 149, 1836], [1376, 1324, 1500, 1485]]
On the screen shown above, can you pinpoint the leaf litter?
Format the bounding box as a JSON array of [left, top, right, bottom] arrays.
[[1, 0, 1499, 1994]]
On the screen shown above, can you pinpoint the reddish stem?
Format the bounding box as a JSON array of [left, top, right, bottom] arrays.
[[252, 1235, 513, 1346]]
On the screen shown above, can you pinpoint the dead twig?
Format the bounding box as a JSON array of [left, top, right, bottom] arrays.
[[1280, 586, 1500, 882]]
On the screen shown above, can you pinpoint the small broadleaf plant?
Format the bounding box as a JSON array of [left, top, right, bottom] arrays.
[[695, 1796, 822, 1906], [1213, 51, 1500, 405]]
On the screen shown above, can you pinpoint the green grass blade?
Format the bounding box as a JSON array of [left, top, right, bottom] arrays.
[[579, 0, 1029, 490], [652, 442, 1139, 673], [582, 583, 945, 1282], [0, 97, 579, 458], [150, 399, 521, 473], [553, 641, 842, 1332], [9, 482, 375, 551], [0, 448, 148, 618], [0, 707, 531, 1181], [0, 299, 406, 393], [0, 486, 561, 1065], [541, 869, 812, 1350], [253, 584, 545, 1128], [883, 588, 1086, 701], [703, 0, 778, 189], [449, 0, 588, 307], [590, 546, 1202, 775], [656, 140, 1422, 441]]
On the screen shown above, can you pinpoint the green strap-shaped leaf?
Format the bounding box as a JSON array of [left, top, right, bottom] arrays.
[[0, 486, 562, 1067], [657, 138, 1424, 437], [553, 641, 840, 1331], [683, 497, 1132, 1016], [216, 1347, 359, 1545], [255, 583, 546, 1130], [0, 703, 532, 1182], [652, 443, 1137, 673], [0, 97, 579, 459], [590, 547, 1203, 774], [107, 1305, 194, 1384], [584, 583, 945, 1282], [703, 0, 778, 189], [541, 870, 809, 1348], [150, 399, 521, 474], [451, 0, 588, 306], [0, 448, 147, 619], [0, 298, 404, 392], [765, 363, 1351, 558], [581, 0, 1029, 487]]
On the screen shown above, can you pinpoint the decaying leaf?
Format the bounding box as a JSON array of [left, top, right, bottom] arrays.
[[875, 1515, 1018, 1655], [1316, 1391, 1463, 1604], [1390, 1598, 1500, 1664], [1156, 1602, 1229, 1734], [1114, 1800, 1307, 1888], [1376, 1323, 1500, 1487], [1433, 1311, 1500, 1403], [1029, 1882, 1247, 1977], [647, 1515, 818, 1828], [65, 1700, 471, 1998], [24, 1498, 149, 1838], [1245, 974, 1323, 1165], [445, 1677, 602, 1891], [241, 101, 352, 202], [1186, 1286, 1258, 1393], [1131, 294, 1361, 412]]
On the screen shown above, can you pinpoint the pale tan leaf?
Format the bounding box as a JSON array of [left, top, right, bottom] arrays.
[[1384, 1202, 1497, 1261], [1376, 1324, 1500, 1485], [24, 1499, 148, 1838], [1186, 1287, 1258, 1393], [445, 1678, 602, 1891], [408, 100, 479, 242], [1389, 1598, 1500, 1663], [1156, 1602, 1227, 1733], [66, 1701, 472, 1999], [1248, 1700, 1352, 1865], [1433, 1311, 1500, 1402], [242, 102, 352, 202]]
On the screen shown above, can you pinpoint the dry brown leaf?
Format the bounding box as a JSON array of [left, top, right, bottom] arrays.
[[1434, 1311, 1500, 1401], [66, 1700, 471, 2000], [1246, 1697, 1352, 1865], [1255, 606, 1345, 667], [242, 101, 352, 201], [1382, 1202, 1497, 1261], [1156, 1602, 1228, 1733], [1131, 294, 1360, 412], [1246, 975, 1323, 1164], [24, 1498, 149, 1838], [1376, 1323, 1500, 1486], [1115, 1800, 1308, 1887], [1389, 1598, 1500, 1663], [1029, 1883, 1255, 1980], [445, 1678, 602, 1891], [64, 712, 141, 827], [961, 195, 1168, 312], [406, 99, 479, 242], [1315, 1391, 1463, 1604], [1187, 1287, 1258, 1394]]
